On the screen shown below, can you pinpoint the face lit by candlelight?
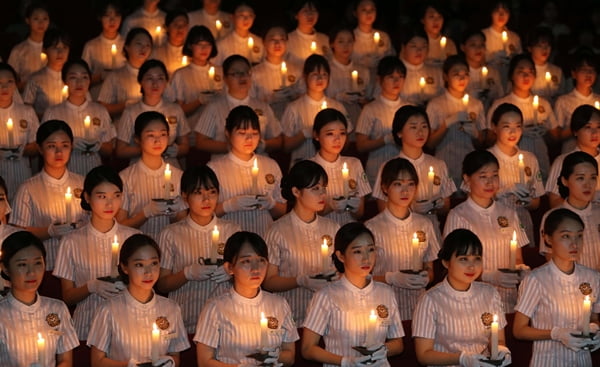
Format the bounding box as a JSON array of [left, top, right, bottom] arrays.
[[461, 34, 486, 64], [397, 115, 429, 150], [443, 249, 482, 291], [295, 4, 318, 30], [225, 242, 268, 292], [191, 41, 213, 63], [65, 63, 91, 99], [101, 5, 122, 34], [561, 162, 597, 208], [121, 245, 160, 291], [0, 69, 16, 106], [264, 28, 287, 58], [125, 33, 152, 65], [224, 60, 251, 95], [137, 120, 169, 157], [26, 8, 50, 36], [335, 232, 376, 277], [331, 30, 354, 61], [401, 36, 427, 66], [167, 15, 189, 47], [85, 181, 123, 221], [421, 7, 444, 36], [39, 130, 72, 170], [379, 71, 404, 100], [355, 0, 376, 26], [543, 217, 583, 264], [306, 66, 329, 93], [315, 120, 347, 156], [444, 63, 469, 94], [511, 59, 535, 93], [2, 246, 45, 294], [140, 66, 167, 99], [528, 41, 551, 65], [574, 115, 600, 151], [383, 170, 417, 209], [491, 6, 510, 29], [294, 179, 327, 213], [493, 111, 523, 149], [571, 63, 597, 90], [184, 184, 219, 220], [233, 5, 255, 32], [227, 124, 260, 159], [45, 41, 70, 70], [463, 162, 499, 204]]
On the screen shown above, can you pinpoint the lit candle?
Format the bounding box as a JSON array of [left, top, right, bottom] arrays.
[[310, 41, 317, 53], [251, 158, 259, 195], [154, 26, 162, 45], [462, 94, 469, 121], [111, 235, 119, 277], [215, 20, 223, 38], [40, 52, 47, 63], [321, 238, 329, 274], [481, 66, 489, 89], [342, 162, 349, 198], [545, 71, 552, 86], [211, 225, 219, 263], [181, 55, 188, 67], [111, 44, 117, 69], [260, 312, 269, 348], [280, 61, 288, 89], [365, 310, 377, 346], [61, 85, 68, 101], [509, 230, 517, 271], [596, 101, 600, 110], [583, 295, 592, 336], [427, 166, 435, 199], [84, 115, 91, 140], [37, 332, 45, 364], [208, 66, 215, 90], [351, 70, 359, 92], [6, 118, 14, 147], [518, 153, 525, 184], [320, 100, 327, 110], [490, 314, 499, 360], [65, 186, 73, 224], [532, 95, 539, 124], [440, 36, 447, 53], [247, 37, 254, 60], [373, 31, 380, 45], [419, 76, 426, 96], [412, 232, 420, 272], [501, 30, 509, 55], [151, 322, 160, 363], [164, 164, 172, 199]]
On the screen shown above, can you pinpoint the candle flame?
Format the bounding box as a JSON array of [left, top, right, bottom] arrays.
[[373, 31, 380, 44], [545, 71, 551, 82], [585, 295, 591, 302], [181, 56, 188, 66], [493, 314, 498, 323], [62, 85, 69, 95], [248, 37, 254, 48], [155, 26, 161, 35], [481, 66, 488, 77], [512, 230, 516, 242], [215, 19, 222, 30], [153, 322, 158, 331], [260, 312, 266, 320], [66, 186, 72, 195], [462, 94, 469, 105], [429, 166, 434, 173], [370, 309, 376, 317], [6, 118, 13, 129], [321, 100, 327, 110], [501, 31, 508, 43], [253, 157, 258, 169], [419, 77, 426, 88], [413, 232, 418, 241], [343, 162, 347, 170], [281, 61, 287, 73], [111, 44, 117, 55], [532, 95, 539, 107], [310, 41, 317, 53], [518, 153, 523, 162], [440, 36, 447, 48], [38, 332, 43, 340]]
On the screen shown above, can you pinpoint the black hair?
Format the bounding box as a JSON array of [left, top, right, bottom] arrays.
[[61, 59, 92, 83], [134, 111, 169, 138], [570, 50, 598, 73], [332, 222, 374, 273], [1, 231, 46, 281], [399, 27, 428, 48], [290, 0, 320, 16], [438, 228, 483, 261], [462, 150, 499, 177], [25, 1, 50, 19], [80, 166, 124, 211], [526, 26, 554, 48], [280, 160, 328, 203], [222, 54, 251, 75], [36, 120, 74, 145], [165, 8, 189, 28], [490, 103, 523, 126], [180, 165, 220, 196], [391, 105, 430, 146], [118, 234, 161, 284], [557, 151, 598, 198], [0, 62, 19, 85], [328, 26, 355, 48], [460, 28, 486, 46], [303, 54, 330, 77], [123, 28, 153, 60], [225, 105, 260, 134], [571, 104, 600, 133], [183, 25, 218, 58], [137, 59, 168, 85], [223, 231, 268, 263], [376, 56, 406, 78], [419, 1, 445, 21], [380, 158, 419, 193], [312, 108, 348, 150], [43, 28, 71, 50], [542, 208, 584, 248], [96, 0, 123, 18], [442, 54, 468, 75], [508, 53, 536, 82]]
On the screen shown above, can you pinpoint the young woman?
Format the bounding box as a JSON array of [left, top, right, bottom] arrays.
[[262, 160, 340, 325], [420, 2, 457, 66], [187, 0, 233, 40], [53, 166, 140, 341], [546, 104, 600, 208], [120, 0, 166, 39], [97, 27, 153, 118], [286, 0, 330, 65], [0, 62, 39, 200], [194, 55, 282, 159], [115, 59, 190, 168], [87, 234, 190, 366], [11, 120, 86, 271], [302, 222, 404, 367], [413, 229, 511, 366], [366, 158, 440, 320], [23, 29, 71, 118], [118, 111, 187, 239], [351, 0, 395, 71], [540, 151, 600, 271], [372, 105, 456, 224], [152, 9, 190, 76], [310, 108, 371, 224], [194, 231, 298, 366], [486, 53, 559, 181], [0, 231, 78, 367], [426, 55, 485, 188], [514, 208, 600, 366], [444, 150, 529, 313], [527, 27, 565, 101], [165, 25, 223, 119], [43, 59, 115, 176], [213, 2, 264, 66], [355, 56, 408, 186], [281, 54, 350, 166], [488, 103, 544, 243], [207, 105, 286, 236], [156, 165, 241, 334]]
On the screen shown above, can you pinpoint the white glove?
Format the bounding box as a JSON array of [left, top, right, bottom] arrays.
[[551, 327, 589, 351], [296, 274, 329, 291], [458, 351, 486, 367], [183, 263, 217, 281], [257, 195, 276, 210], [166, 196, 187, 213], [261, 346, 280, 365], [523, 124, 547, 138], [385, 271, 428, 289], [589, 324, 600, 351], [383, 133, 395, 145], [461, 121, 479, 138], [127, 358, 140, 367], [330, 197, 347, 213], [48, 223, 74, 238], [341, 355, 371, 367], [494, 345, 511, 366], [73, 138, 91, 151], [367, 344, 387, 361], [412, 199, 435, 214], [163, 144, 178, 158], [498, 183, 529, 198], [444, 112, 463, 126], [223, 195, 260, 213], [87, 279, 123, 299], [481, 270, 520, 288], [143, 200, 170, 218], [515, 263, 531, 281], [210, 266, 232, 283], [302, 127, 313, 139], [153, 355, 175, 366], [346, 196, 361, 213]]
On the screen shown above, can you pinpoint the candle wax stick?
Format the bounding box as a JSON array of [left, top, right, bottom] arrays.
[[351, 70, 359, 92], [518, 154, 525, 185], [342, 162, 349, 198], [412, 233, 420, 272], [321, 239, 329, 274], [208, 66, 215, 91], [251, 158, 259, 195], [84, 115, 91, 141], [583, 296, 591, 336], [365, 310, 377, 347], [427, 166, 435, 199], [509, 230, 517, 271], [6, 118, 14, 147], [65, 187, 73, 224], [211, 225, 219, 263], [111, 235, 119, 278], [111, 44, 117, 69], [37, 332, 45, 364], [151, 323, 160, 363], [260, 312, 269, 348], [280, 61, 288, 89], [490, 315, 499, 360]]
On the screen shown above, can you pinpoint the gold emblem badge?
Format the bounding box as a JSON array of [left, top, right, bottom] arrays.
[[426, 76, 434, 84], [254, 108, 264, 116], [580, 282, 593, 296], [214, 75, 222, 82], [167, 116, 177, 125], [551, 75, 558, 83], [468, 112, 477, 121], [538, 106, 545, 114], [287, 75, 296, 83], [524, 167, 532, 177], [20, 119, 28, 129], [156, 316, 170, 330], [92, 117, 101, 126], [253, 46, 260, 54], [73, 188, 83, 199], [481, 312, 493, 327], [416, 230, 427, 242], [46, 313, 60, 327], [378, 40, 385, 47], [487, 78, 495, 86], [348, 179, 357, 190], [265, 173, 275, 185], [497, 216, 509, 228], [433, 176, 441, 186], [376, 304, 388, 318], [217, 242, 225, 255], [267, 316, 279, 329]]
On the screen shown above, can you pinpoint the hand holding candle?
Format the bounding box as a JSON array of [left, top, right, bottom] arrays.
[[490, 315, 499, 360], [211, 225, 219, 263], [65, 186, 73, 224], [509, 230, 517, 271], [164, 164, 172, 199], [412, 233, 421, 272], [6, 118, 14, 147], [111, 235, 119, 278]]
